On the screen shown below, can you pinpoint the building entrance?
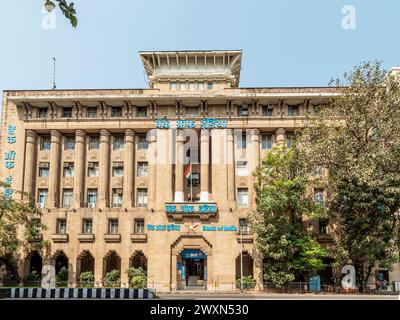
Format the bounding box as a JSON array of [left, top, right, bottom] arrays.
[[178, 249, 207, 289]]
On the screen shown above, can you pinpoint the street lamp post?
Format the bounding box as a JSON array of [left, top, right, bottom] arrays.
[[240, 223, 243, 292]]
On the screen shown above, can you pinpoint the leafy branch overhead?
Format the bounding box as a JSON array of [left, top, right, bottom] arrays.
[[44, 0, 78, 27]]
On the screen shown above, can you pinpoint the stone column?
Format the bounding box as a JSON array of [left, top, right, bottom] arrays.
[[200, 129, 210, 202], [275, 128, 286, 146], [98, 129, 111, 208], [148, 130, 157, 206], [123, 129, 135, 207], [226, 129, 235, 201], [23, 130, 38, 201], [174, 129, 185, 202], [73, 130, 86, 208], [251, 129, 261, 170], [47, 130, 62, 208]]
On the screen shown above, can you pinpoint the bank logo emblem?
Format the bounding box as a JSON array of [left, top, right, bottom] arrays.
[[185, 221, 199, 234]]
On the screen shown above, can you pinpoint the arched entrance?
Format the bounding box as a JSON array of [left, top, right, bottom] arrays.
[[130, 251, 147, 274], [52, 250, 69, 285], [103, 250, 121, 276], [24, 251, 42, 282], [77, 250, 94, 280], [235, 251, 254, 279]]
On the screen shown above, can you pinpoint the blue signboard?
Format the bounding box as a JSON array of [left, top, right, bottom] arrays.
[[181, 249, 207, 259]]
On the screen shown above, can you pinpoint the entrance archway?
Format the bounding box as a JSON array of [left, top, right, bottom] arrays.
[[77, 250, 94, 280], [24, 251, 42, 282], [130, 251, 147, 274], [52, 250, 69, 285], [235, 251, 254, 279], [103, 250, 121, 276]]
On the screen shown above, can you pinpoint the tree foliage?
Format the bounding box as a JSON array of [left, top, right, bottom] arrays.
[[127, 267, 147, 289], [300, 61, 400, 282], [44, 0, 78, 27]]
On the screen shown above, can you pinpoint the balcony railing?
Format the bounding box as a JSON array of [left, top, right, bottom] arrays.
[[51, 233, 69, 243], [77, 233, 95, 243], [130, 233, 147, 243], [104, 234, 121, 243]]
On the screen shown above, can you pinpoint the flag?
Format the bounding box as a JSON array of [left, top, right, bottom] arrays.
[[184, 163, 192, 180]]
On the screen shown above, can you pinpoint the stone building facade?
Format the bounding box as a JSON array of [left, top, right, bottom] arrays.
[[1, 50, 398, 291]]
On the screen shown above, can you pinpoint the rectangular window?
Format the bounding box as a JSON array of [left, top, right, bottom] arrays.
[[87, 189, 98, 206], [63, 162, 75, 177], [170, 82, 177, 91], [87, 107, 97, 118], [113, 135, 124, 150], [112, 189, 123, 207], [57, 219, 67, 234], [198, 82, 205, 90], [187, 173, 200, 187], [37, 189, 48, 205], [108, 219, 119, 234], [238, 105, 249, 117], [262, 105, 274, 117], [64, 136, 75, 150], [138, 135, 148, 150], [38, 108, 48, 119], [261, 134, 273, 150], [40, 136, 51, 150], [179, 82, 186, 91], [237, 132, 247, 149], [239, 218, 251, 234], [286, 134, 295, 148], [288, 105, 299, 116], [189, 82, 196, 91], [207, 82, 213, 90], [112, 162, 124, 177], [82, 219, 93, 234], [319, 219, 328, 235], [137, 188, 148, 208], [185, 107, 199, 117], [137, 107, 147, 117], [236, 161, 248, 177], [111, 106, 122, 117], [62, 107, 72, 118], [314, 191, 324, 206], [89, 136, 99, 149], [137, 162, 148, 177], [237, 188, 249, 208], [134, 219, 145, 234], [62, 189, 73, 208], [38, 163, 50, 177], [88, 162, 99, 177]]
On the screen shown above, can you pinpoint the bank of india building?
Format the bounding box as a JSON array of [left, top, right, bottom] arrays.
[[1, 50, 356, 291]]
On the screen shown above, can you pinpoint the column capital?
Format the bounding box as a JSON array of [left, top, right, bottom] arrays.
[[275, 128, 286, 136], [75, 129, 86, 138], [100, 129, 111, 137], [50, 130, 62, 143], [26, 130, 38, 141], [125, 129, 135, 143], [148, 129, 157, 142], [251, 128, 260, 136]]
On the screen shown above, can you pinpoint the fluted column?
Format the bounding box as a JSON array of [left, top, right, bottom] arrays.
[[148, 130, 157, 206], [200, 129, 210, 202], [98, 129, 111, 208], [226, 129, 235, 201], [23, 130, 38, 201], [250, 129, 260, 207], [174, 129, 185, 202], [123, 129, 135, 207], [275, 128, 286, 145], [47, 130, 62, 208], [73, 130, 86, 208]]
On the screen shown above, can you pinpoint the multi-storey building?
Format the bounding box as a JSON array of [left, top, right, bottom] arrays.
[[1, 50, 397, 291]]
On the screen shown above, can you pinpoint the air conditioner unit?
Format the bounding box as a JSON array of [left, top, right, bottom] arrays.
[[39, 162, 49, 168], [116, 189, 123, 194], [88, 203, 96, 208], [88, 162, 94, 168], [37, 203, 44, 208], [63, 162, 70, 168], [241, 109, 249, 116]]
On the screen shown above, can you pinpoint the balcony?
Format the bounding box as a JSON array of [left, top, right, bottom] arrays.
[[104, 233, 121, 243], [236, 233, 254, 243], [165, 202, 218, 220], [130, 233, 147, 243], [51, 233, 69, 243], [28, 234, 43, 243], [78, 233, 95, 243]]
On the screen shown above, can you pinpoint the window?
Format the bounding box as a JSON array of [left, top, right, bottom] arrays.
[[170, 82, 177, 91], [237, 188, 248, 208], [261, 134, 273, 150], [40, 136, 51, 150], [38, 163, 49, 177], [89, 136, 99, 149], [57, 219, 67, 234], [237, 132, 247, 149], [88, 162, 99, 177], [314, 191, 324, 206], [87, 189, 98, 206], [138, 135, 148, 149], [137, 107, 147, 117], [319, 219, 328, 234], [137, 162, 148, 177], [113, 135, 124, 150], [137, 188, 148, 208], [87, 107, 97, 118], [112, 189, 123, 207], [207, 82, 213, 90], [112, 162, 124, 177], [237, 161, 248, 177], [111, 106, 122, 117], [62, 189, 73, 208], [286, 134, 295, 148], [239, 219, 251, 234], [238, 105, 249, 117], [108, 219, 119, 234], [37, 189, 48, 205], [262, 105, 274, 116], [198, 82, 205, 90], [63, 162, 74, 177], [189, 82, 196, 91], [187, 173, 200, 187], [185, 107, 199, 117], [62, 107, 72, 118], [64, 136, 75, 150], [134, 219, 145, 234], [38, 108, 48, 119], [288, 105, 299, 116], [82, 219, 93, 234], [179, 82, 186, 91]]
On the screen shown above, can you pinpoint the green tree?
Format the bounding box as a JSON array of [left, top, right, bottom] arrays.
[[56, 266, 69, 287], [300, 61, 400, 285], [236, 276, 256, 291], [44, 0, 78, 27], [127, 267, 147, 288], [79, 271, 94, 287], [250, 146, 327, 288], [103, 269, 121, 288]]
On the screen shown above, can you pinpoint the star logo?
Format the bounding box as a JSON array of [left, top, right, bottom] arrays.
[[185, 221, 199, 234]]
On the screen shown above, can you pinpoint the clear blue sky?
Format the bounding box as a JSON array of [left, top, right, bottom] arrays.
[[1, 0, 400, 92]]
